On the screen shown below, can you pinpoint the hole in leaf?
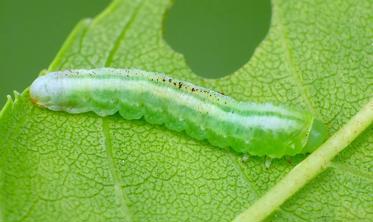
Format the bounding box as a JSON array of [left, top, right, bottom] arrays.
[[163, 0, 271, 78]]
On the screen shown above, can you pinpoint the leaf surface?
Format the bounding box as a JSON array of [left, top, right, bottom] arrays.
[[1, 0, 372, 221]]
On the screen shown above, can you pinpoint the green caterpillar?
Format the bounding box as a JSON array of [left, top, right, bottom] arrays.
[[30, 68, 328, 158]]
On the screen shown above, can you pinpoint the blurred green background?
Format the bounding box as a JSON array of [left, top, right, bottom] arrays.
[[0, 0, 111, 106], [0, 0, 270, 107]]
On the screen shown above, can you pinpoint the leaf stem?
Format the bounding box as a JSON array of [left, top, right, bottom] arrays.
[[233, 98, 373, 222]]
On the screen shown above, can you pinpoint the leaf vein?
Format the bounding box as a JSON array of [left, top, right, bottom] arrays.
[[105, 1, 145, 67], [102, 119, 133, 222], [228, 154, 259, 198], [274, 2, 321, 120]]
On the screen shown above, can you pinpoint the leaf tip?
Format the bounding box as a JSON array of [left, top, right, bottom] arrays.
[[0, 95, 15, 119]]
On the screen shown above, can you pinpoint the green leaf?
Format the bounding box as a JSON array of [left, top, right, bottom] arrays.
[[1, 0, 372, 221]]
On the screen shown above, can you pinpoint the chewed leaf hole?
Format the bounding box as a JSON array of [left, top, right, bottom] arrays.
[[163, 0, 271, 79]]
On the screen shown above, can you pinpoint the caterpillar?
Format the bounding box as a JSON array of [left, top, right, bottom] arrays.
[[29, 68, 328, 158]]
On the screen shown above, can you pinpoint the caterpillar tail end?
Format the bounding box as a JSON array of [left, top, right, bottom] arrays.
[[303, 119, 328, 153]]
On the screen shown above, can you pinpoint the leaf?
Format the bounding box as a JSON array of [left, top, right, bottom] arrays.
[[1, 0, 372, 221]]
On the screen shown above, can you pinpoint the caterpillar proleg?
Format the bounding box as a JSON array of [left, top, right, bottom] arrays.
[[30, 68, 328, 158]]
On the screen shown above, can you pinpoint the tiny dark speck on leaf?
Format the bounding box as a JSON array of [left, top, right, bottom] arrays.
[[287, 158, 292, 164]]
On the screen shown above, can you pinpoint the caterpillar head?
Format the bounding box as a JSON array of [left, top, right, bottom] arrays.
[[30, 75, 52, 107], [29, 73, 68, 110]]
